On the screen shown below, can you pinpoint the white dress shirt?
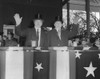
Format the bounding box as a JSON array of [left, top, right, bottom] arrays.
[[35, 27, 41, 47], [56, 28, 61, 40]]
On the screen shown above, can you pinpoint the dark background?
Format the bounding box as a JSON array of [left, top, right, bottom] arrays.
[[0, 0, 62, 32]]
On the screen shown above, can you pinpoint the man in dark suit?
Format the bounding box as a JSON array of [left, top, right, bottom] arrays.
[[47, 16, 79, 47], [14, 13, 48, 48]]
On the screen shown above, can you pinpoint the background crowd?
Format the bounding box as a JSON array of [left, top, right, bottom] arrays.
[[0, 32, 18, 47]]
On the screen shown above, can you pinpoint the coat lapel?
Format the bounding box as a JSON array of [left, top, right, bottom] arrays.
[[30, 28, 37, 41]]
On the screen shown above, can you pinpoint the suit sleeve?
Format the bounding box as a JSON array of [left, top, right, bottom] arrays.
[[47, 31, 51, 47], [15, 24, 27, 37], [44, 32, 49, 49], [68, 24, 79, 39]]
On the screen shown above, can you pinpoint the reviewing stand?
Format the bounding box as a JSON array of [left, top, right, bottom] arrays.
[[0, 47, 76, 79]]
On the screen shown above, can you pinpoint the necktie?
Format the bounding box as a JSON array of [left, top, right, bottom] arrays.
[[58, 30, 61, 40]]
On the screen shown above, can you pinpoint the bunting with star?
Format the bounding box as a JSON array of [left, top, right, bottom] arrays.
[[76, 50, 100, 79], [33, 50, 49, 79], [1, 47, 100, 79]]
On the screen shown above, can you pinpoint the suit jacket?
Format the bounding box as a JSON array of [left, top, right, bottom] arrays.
[[89, 44, 99, 50], [15, 25, 48, 48], [67, 24, 79, 39], [48, 29, 68, 47], [47, 24, 79, 47]]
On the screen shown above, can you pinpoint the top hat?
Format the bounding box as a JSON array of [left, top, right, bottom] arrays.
[[34, 13, 43, 21], [54, 16, 63, 23]]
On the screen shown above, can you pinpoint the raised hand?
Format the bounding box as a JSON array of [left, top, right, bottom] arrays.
[[14, 13, 23, 26]]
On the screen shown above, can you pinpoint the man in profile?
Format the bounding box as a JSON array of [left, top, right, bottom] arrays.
[[14, 13, 48, 49]]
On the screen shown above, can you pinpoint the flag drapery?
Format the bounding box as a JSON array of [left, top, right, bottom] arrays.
[[0, 47, 72, 79], [0, 48, 6, 79], [75, 50, 100, 79], [0, 47, 100, 79], [33, 50, 50, 79]]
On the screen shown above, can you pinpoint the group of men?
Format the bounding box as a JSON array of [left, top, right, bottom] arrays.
[[14, 13, 78, 49]]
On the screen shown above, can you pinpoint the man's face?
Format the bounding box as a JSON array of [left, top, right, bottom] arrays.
[[95, 39, 100, 45], [82, 40, 87, 45], [34, 19, 43, 28], [54, 21, 62, 29], [75, 38, 79, 42]]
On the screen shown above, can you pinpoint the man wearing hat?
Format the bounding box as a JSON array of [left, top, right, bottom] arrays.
[[47, 16, 79, 47], [47, 16, 68, 46], [14, 13, 48, 48]]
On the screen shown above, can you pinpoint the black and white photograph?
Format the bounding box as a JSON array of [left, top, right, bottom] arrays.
[[0, 0, 100, 79]]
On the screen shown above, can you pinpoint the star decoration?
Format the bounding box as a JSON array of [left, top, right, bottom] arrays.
[[35, 63, 43, 72], [84, 62, 97, 77], [75, 50, 82, 59], [98, 54, 100, 59]]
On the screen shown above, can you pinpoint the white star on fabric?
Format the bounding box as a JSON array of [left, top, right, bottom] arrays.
[[75, 50, 82, 59], [84, 62, 97, 77], [35, 63, 43, 72], [98, 54, 100, 59]]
